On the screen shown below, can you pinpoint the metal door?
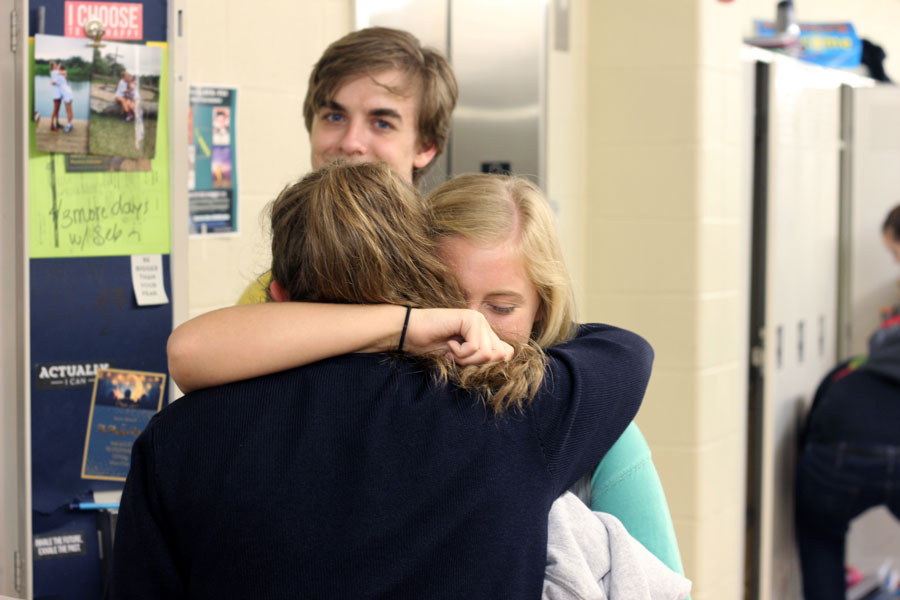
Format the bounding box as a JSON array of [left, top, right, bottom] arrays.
[[355, 0, 547, 191]]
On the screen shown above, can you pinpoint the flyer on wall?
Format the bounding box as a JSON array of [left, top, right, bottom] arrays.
[[81, 368, 166, 481], [189, 85, 238, 235]]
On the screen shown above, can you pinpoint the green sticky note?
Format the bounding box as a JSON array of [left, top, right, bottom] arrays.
[[28, 41, 171, 258]]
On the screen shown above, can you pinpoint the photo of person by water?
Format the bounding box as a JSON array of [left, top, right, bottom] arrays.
[[49, 61, 75, 133], [33, 34, 94, 153], [114, 71, 137, 121], [88, 41, 163, 159]]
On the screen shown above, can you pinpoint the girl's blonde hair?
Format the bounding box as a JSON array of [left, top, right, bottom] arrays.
[[427, 174, 577, 348], [269, 161, 545, 413]]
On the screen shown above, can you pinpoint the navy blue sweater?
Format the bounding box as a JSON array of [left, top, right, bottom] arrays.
[[110, 324, 653, 599]]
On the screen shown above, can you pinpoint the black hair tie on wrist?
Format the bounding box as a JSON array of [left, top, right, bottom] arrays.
[[398, 306, 413, 351]]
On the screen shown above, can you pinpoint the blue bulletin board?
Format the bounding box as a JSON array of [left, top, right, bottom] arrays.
[[28, 1, 171, 597]]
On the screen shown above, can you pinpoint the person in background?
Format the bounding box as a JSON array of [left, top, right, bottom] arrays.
[[795, 203, 900, 600]]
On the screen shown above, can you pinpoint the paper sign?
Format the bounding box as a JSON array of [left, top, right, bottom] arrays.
[[28, 43, 170, 258], [34, 360, 113, 390], [130, 254, 168, 305], [82, 368, 166, 481], [64, 1, 143, 40], [33, 532, 86, 559]]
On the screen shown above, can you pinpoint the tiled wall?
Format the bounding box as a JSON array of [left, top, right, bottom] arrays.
[[582, 2, 747, 598], [185, 0, 352, 319]]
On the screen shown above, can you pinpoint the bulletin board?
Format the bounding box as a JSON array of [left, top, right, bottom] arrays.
[[26, 1, 173, 597]]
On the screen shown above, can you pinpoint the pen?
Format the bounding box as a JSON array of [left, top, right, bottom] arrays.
[[69, 502, 120, 511]]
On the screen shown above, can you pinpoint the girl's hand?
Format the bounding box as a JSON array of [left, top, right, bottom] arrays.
[[403, 308, 513, 365]]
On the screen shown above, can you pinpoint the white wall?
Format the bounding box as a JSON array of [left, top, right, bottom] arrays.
[[185, 0, 352, 319]]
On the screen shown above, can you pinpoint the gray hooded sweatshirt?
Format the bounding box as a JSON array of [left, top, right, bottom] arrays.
[[543, 493, 692, 600]]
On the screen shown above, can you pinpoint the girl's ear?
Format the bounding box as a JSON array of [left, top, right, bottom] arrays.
[[269, 279, 290, 302]]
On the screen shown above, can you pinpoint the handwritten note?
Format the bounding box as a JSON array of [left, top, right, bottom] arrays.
[[28, 44, 170, 258]]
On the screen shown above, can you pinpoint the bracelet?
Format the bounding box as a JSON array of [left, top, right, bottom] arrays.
[[398, 306, 413, 351]]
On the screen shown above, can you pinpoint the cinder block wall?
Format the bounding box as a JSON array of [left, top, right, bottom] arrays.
[[582, 2, 747, 598], [186, 0, 351, 319]]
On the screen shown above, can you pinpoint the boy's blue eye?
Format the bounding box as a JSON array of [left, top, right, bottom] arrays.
[[374, 119, 393, 130], [323, 113, 343, 123]]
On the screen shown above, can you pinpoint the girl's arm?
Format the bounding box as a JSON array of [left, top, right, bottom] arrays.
[[168, 303, 512, 394], [590, 422, 685, 576]]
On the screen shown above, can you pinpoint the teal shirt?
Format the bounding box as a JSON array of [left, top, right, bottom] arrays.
[[591, 422, 685, 576]]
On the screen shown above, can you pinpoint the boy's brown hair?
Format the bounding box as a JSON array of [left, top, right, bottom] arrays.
[[303, 27, 458, 183], [269, 162, 545, 413]]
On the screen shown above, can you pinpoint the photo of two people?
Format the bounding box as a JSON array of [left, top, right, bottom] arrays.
[[33, 34, 162, 159], [33, 35, 92, 152]]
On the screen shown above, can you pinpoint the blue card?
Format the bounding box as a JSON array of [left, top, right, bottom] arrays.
[[81, 368, 166, 481]]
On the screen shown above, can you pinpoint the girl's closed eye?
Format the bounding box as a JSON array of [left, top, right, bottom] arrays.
[[487, 304, 516, 315]]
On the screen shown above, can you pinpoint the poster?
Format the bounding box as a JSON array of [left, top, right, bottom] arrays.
[[189, 86, 238, 235], [81, 368, 166, 481], [28, 41, 171, 258]]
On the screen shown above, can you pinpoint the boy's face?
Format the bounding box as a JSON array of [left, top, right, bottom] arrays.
[[309, 69, 437, 184]]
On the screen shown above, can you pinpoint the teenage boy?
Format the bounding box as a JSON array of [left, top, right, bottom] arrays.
[[237, 27, 458, 304]]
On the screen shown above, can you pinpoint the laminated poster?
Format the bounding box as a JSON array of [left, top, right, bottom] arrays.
[[189, 85, 238, 235], [81, 367, 166, 481]]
